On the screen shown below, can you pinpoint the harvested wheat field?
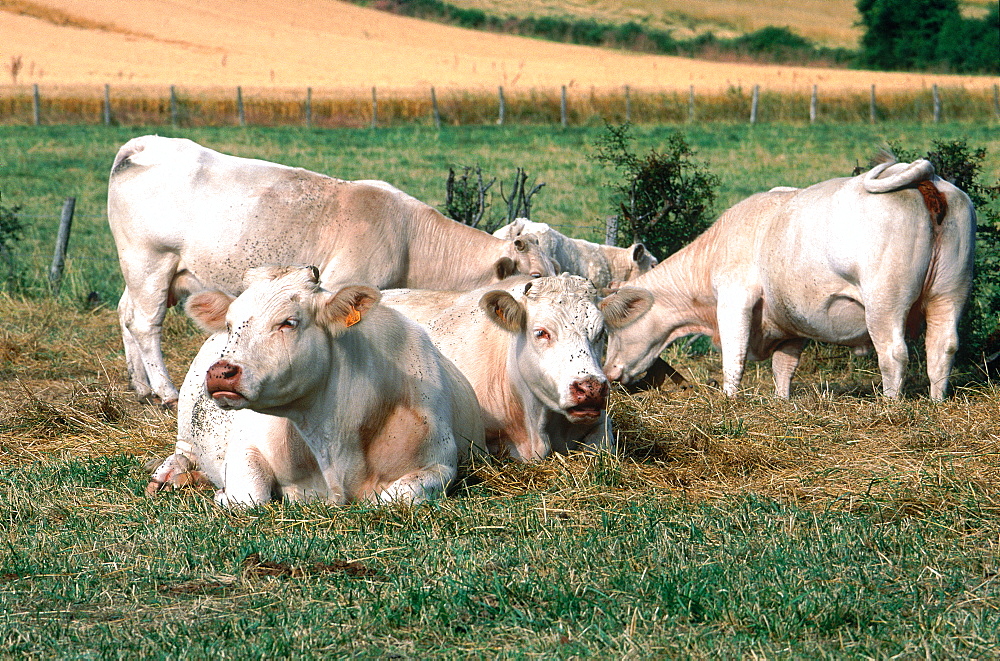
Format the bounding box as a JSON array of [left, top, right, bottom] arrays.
[[1, 0, 996, 96]]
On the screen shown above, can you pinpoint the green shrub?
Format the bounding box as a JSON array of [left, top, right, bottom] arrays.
[[0, 192, 23, 290], [593, 123, 718, 258]]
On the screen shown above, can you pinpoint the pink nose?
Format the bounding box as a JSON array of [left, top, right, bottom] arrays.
[[603, 363, 624, 383], [206, 360, 242, 396], [570, 377, 609, 408]]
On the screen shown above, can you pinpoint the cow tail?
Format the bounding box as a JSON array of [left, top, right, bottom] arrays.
[[110, 137, 150, 175]]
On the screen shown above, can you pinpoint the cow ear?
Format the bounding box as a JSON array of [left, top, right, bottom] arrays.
[[185, 290, 235, 333], [630, 243, 645, 262], [600, 287, 653, 329], [493, 257, 517, 280], [513, 238, 528, 253], [480, 290, 526, 333], [318, 285, 381, 330]]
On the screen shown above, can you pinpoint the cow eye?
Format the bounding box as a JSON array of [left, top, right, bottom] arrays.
[[533, 328, 550, 341], [278, 317, 299, 331]]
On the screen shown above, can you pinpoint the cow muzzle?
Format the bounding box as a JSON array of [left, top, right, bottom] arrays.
[[205, 360, 247, 407], [566, 377, 609, 423]]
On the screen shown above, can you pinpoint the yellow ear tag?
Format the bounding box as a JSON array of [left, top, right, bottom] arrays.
[[344, 307, 362, 327]]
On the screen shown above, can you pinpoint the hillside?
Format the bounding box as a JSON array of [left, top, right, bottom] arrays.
[[0, 0, 996, 93]]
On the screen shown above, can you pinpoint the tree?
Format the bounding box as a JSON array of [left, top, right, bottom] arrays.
[[856, 0, 997, 73]]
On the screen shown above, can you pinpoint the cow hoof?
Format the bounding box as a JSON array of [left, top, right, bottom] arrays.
[[160, 398, 178, 411]]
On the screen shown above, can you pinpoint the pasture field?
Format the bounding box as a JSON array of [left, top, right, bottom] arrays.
[[1, 124, 999, 657]]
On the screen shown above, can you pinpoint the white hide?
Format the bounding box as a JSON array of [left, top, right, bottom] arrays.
[[494, 218, 658, 288], [149, 266, 485, 507], [382, 274, 651, 461], [108, 135, 556, 404], [604, 159, 976, 401]]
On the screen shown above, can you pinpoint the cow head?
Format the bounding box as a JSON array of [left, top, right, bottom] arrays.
[[502, 234, 559, 279], [601, 287, 661, 385], [479, 275, 645, 427], [184, 265, 380, 414]]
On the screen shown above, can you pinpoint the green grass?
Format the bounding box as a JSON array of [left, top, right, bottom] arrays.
[[2, 122, 998, 305], [0, 456, 997, 658]]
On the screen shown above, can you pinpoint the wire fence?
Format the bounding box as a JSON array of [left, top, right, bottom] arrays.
[[2, 83, 999, 128]]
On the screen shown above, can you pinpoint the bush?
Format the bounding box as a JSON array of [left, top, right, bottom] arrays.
[[593, 123, 718, 258], [0, 192, 23, 290]]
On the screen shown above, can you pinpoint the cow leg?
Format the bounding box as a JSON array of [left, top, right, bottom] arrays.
[[771, 339, 805, 399], [865, 311, 909, 399], [118, 254, 182, 405], [923, 295, 962, 401], [215, 447, 275, 507], [117, 288, 153, 400], [374, 464, 456, 504], [716, 289, 757, 396]]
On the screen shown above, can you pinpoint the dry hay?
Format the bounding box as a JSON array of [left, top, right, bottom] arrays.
[[3, 292, 999, 518]]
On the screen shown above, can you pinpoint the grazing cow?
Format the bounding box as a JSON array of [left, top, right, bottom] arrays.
[[108, 136, 557, 405], [147, 266, 485, 506], [381, 274, 652, 460], [603, 159, 976, 400], [494, 218, 659, 289]]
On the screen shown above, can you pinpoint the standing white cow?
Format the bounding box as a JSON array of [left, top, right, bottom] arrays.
[[603, 159, 976, 400], [148, 266, 485, 506], [107, 135, 557, 405], [381, 274, 652, 460], [494, 218, 659, 288]]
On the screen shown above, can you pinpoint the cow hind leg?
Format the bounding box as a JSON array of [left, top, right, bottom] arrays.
[[118, 289, 154, 400], [771, 339, 806, 399], [118, 254, 183, 405], [866, 312, 910, 399], [923, 296, 962, 401]]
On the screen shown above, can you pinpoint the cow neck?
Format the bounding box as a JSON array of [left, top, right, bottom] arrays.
[[629, 235, 721, 344], [407, 209, 501, 288]]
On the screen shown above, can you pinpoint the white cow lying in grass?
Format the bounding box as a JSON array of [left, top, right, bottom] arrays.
[[108, 135, 556, 406], [603, 159, 976, 400], [148, 266, 485, 506], [381, 274, 652, 460], [493, 218, 659, 289]]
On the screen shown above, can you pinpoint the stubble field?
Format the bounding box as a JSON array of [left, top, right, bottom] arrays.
[[0, 122, 999, 656]]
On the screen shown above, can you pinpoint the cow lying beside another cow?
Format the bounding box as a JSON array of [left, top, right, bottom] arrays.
[[108, 136, 557, 407], [603, 158, 976, 401], [382, 274, 652, 461], [148, 266, 485, 506]]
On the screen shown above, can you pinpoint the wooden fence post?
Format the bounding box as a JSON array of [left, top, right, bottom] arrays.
[[870, 84, 877, 123], [103, 84, 112, 125], [750, 85, 759, 124], [605, 215, 619, 248], [305, 87, 312, 128], [237, 86, 245, 126], [170, 85, 178, 127], [933, 84, 941, 123], [49, 197, 76, 294], [33, 84, 40, 126], [371, 86, 377, 129], [560, 85, 567, 127], [624, 85, 631, 123], [498, 86, 505, 125], [810, 85, 817, 124], [994, 84, 999, 118], [431, 86, 441, 128], [688, 85, 695, 122]]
